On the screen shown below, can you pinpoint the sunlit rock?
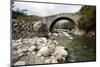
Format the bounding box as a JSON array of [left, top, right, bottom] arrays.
[[51, 56, 58, 63], [53, 33, 58, 37], [38, 46, 51, 57], [48, 32, 52, 37], [18, 52, 24, 57], [29, 46, 36, 52], [54, 46, 68, 62], [40, 37, 47, 44], [14, 61, 25, 65], [53, 40, 59, 45], [36, 53, 42, 57], [62, 32, 73, 39], [45, 58, 51, 63], [56, 53, 63, 62], [17, 49, 23, 54]]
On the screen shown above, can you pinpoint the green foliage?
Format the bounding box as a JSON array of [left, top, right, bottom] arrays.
[[12, 9, 27, 19], [54, 22, 74, 30], [12, 9, 41, 21], [53, 23, 62, 29], [61, 22, 74, 30], [78, 6, 96, 32]]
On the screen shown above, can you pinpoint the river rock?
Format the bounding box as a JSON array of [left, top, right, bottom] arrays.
[[18, 52, 24, 57], [38, 46, 51, 57], [62, 32, 73, 39], [53, 40, 59, 45], [51, 56, 58, 63], [12, 55, 20, 63], [29, 46, 36, 52], [54, 46, 68, 62], [45, 59, 51, 63], [14, 61, 25, 65], [17, 49, 23, 54], [56, 53, 63, 62], [53, 33, 58, 37]]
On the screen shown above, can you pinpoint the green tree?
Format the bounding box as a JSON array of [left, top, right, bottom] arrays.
[[12, 9, 41, 21], [53, 21, 74, 31], [61, 22, 74, 30], [78, 6, 96, 33], [12, 9, 27, 19]]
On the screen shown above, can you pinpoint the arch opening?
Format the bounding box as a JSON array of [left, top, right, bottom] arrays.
[[49, 17, 77, 32]]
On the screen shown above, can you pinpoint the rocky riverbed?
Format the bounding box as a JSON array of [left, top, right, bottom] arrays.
[[12, 20, 96, 66], [12, 36, 69, 65]]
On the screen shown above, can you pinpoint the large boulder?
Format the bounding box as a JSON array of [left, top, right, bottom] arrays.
[[29, 46, 36, 52], [54, 46, 68, 62], [38, 46, 51, 57]]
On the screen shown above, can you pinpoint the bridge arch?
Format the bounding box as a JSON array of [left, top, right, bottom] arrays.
[[49, 17, 78, 32]]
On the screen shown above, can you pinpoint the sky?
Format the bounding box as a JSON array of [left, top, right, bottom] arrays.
[[13, 1, 82, 17]]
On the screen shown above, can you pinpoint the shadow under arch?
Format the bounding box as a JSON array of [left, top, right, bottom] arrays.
[[49, 17, 76, 32]]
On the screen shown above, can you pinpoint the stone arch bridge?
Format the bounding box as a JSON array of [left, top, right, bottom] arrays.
[[41, 13, 81, 35]]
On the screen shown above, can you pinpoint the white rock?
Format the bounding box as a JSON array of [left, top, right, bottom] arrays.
[[18, 52, 24, 57], [63, 32, 69, 37], [17, 38, 22, 42], [55, 46, 68, 58], [12, 43, 19, 48], [45, 59, 51, 63], [56, 53, 63, 61], [51, 56, 58, 63], [57, 46, 68, 57], [23, 38, 30, 43], [55, 46, 65, 51], [22, 48, 28, 52], [69, 36, 73, 40], [31, 52, 36, 55], [48, 32, 52, 37], [53, 33, 58, 37], [38, 43, 45, 49], [17, 45, 22, 49], [53, 40, 58, 45], [37, 53, 41, 57], [52, 59, 58, 63], [47, 40, 52, 44], [14, 61, 25, 65], [17, 49, 23, 54], [58, 32, 62, 35], [12, 40, 22, 48], [61, 50, 68, 57], [38, 46, 50, 57], [62, 32, 73, 39], [48, 44, 55, 53], [12, 40, 16, 43], [40, 56, 44, 59], [29, 46, 36, 51], [41, 37, 47, 44], [31, 40, 36, 45], [49, 44, 55, 48]]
